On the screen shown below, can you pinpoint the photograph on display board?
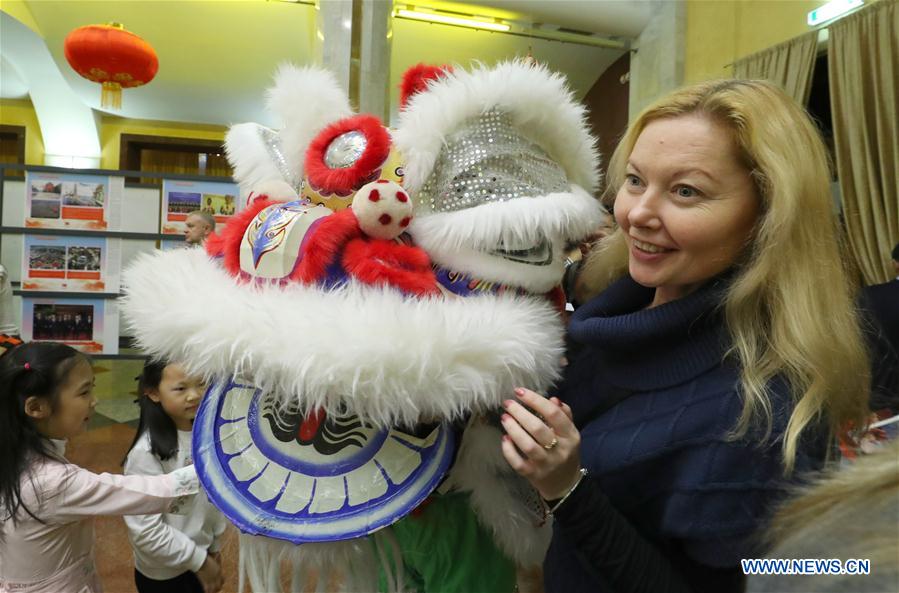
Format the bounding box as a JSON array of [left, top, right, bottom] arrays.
[[32, 303, 94, 342], [67, 246, 102, 271], [21, 236, 121, 292], [25, 172, 115, 230], [28, 246, 67, 273], [161, 179, 240, 234], [168, 191, 201, 215], [20, 297, 116, 354], [29, 181, 62, 219], [201, 193, 236, 217], [62, 181, 105, 207]]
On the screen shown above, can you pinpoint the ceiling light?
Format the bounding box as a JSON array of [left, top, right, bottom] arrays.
[[395, 9, 510, 32], [807, 0, 863, 26]]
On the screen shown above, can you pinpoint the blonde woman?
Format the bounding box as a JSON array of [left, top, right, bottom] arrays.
[[498, 80, 874, 593]]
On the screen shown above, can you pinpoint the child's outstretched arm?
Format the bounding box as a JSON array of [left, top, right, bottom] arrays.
[[35, 461, 197, 522]]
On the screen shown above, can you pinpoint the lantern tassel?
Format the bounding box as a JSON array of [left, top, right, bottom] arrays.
[[101, 81, 122, 109]]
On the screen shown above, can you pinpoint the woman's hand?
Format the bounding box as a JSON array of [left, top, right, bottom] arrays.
[[500, 387, 582, 500]]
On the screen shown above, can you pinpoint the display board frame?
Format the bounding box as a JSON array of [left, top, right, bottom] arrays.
[[21, 234, 121, 293]]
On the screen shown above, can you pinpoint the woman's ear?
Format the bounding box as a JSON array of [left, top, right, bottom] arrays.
[[24, 396, 51, 420]]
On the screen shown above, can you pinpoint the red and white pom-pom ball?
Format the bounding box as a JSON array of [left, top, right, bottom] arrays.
[[351, 180, 413, 240]]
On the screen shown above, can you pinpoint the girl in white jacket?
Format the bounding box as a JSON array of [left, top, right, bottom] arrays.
[[123, 360, 227, 593], [0, 342, 198, 593]]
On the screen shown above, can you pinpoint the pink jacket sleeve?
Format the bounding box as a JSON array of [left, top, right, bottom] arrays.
[[36, 462, 199, 523]]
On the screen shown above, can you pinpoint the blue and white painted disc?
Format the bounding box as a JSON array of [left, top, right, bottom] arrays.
[[193, 378, 455, 544]]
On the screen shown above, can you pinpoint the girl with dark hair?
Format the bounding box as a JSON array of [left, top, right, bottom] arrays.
[[123, 360, 226, 593], [0, 342, 198, 593]]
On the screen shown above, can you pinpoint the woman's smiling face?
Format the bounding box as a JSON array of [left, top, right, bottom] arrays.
[[614, 114, 760, 307]]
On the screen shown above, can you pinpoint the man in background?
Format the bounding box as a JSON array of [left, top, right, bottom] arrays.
[[184, 210, 216, 247]]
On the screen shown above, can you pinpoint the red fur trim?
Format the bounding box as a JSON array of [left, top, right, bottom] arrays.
[[546, 286, 567, 315], [290, 208, 363, 283], [399, 64, 452, 110], [342, 238, 439, 297], [204, 231, 224, 257], [207, 199, 279, 276], [305, 115, 390, 197]]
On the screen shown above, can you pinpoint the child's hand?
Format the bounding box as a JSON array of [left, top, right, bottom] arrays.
[[196, 553, 224, 593], [209, 551, 224, 580]]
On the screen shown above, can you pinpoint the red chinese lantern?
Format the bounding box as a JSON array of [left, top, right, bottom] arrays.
[[64, 22, 158, 110]]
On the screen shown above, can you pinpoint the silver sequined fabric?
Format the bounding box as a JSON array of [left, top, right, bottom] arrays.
[[416, 110, 570, 213], [257, 126, 303, 195]]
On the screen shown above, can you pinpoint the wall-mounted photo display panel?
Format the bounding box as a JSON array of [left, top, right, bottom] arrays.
[[161, 179, 240, 235], [24, 171, 123, 230], [160, 238, 188, 252], [21, 235, 121, 292], [21, 297, 119, 354]]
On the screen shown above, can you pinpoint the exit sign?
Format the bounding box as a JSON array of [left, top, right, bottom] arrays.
[[808, 0, 864, 26]]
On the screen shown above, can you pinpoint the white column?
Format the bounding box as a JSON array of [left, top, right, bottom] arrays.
[[314, 0, 355, 97], [629, 0, 686, 118], [314, 0, 392, 118], [358, 0, 393, 121]]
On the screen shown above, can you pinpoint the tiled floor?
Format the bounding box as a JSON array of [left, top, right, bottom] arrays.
[[70, 358, 243, 593]]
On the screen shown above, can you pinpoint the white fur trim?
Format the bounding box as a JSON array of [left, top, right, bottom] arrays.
[[395, 60, 600, 195], [239, 533, 387, 593], [225, 123, 289, 199], [247, 180, 298, 205], [121, 249, 564, 428], [431, 241, 566, 294], [409, 185, 603, 254], [409, 186, 607, 253], [266, 63, 353, 178], [445, 420, 553, 567], [408, 186, 605, 293]]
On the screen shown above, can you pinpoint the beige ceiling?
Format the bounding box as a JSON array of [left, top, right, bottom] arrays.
[[4, 0, 643, 129]]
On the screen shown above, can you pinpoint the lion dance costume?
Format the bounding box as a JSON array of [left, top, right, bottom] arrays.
[[122, 60, 602, 592]]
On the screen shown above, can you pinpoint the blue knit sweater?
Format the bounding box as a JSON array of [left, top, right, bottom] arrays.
[[544, 275, 828, 593]]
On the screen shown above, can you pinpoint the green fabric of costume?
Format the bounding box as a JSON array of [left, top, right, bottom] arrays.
[[380, 491, 516, 593]]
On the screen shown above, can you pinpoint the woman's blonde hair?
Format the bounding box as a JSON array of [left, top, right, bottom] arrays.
[[581, 79, 870, 472]]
